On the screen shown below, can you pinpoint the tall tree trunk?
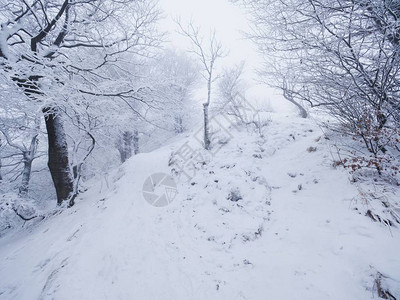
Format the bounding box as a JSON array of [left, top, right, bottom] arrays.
[[203, 74, 212, 150], [133, 130, 139, 155], [19, 120, 39, 196], [19, 155, 33, 196], [19, 146, 35, 196], [174, 116, 184, 134], [43, 108, 74, 205], [117, 131, 133, 163], [203, 103, 210, 150]]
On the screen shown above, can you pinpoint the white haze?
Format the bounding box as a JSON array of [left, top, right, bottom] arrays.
[[158, 0, 291, 112]]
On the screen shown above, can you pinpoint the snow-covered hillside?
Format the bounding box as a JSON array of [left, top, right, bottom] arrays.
[[0, 114, 399, 300]]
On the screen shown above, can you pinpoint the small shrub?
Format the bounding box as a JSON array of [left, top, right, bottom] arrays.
[[227, 188, 242, 202], [307, 146, 317, 152]]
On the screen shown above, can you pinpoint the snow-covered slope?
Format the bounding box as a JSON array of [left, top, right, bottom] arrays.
[[1, 114, 399, 300]]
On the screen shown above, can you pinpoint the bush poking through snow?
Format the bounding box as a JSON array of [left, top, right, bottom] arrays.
[[227, 188, 242, 202], [352, 187, 400, 228], [306, 146, 317, 153], [374, 271, 399, 300], [328, 123, 400, 185]]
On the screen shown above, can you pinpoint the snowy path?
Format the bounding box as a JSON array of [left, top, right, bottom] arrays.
[[0, 115, 399, 299]]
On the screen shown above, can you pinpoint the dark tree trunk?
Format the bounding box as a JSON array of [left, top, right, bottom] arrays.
[[43, 108, 74, 205], [174, 116, 184, 134], [117, 131, 133, 163], [133, 130, 139, 155]]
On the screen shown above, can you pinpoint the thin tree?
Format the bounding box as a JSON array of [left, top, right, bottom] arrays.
[[152, 48, 199, 134], [176, 19, 226, 150]]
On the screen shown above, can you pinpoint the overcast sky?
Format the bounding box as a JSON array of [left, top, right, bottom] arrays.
[[158, 0, 289, 112]]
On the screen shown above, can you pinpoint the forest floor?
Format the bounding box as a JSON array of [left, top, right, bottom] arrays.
[[0, 113, 399, 300]]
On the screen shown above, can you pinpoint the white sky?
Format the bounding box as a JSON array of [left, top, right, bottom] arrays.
[[158, 0, 253, 63], [158, 0, 290, 112]]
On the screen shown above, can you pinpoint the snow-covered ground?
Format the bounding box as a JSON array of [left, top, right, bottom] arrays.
[[0, 113, 399, 300]]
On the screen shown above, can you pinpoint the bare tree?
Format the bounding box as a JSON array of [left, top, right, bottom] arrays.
[[116, 131, 134, 163], [243, 0, 400, 174], [0, 0, 162, 205], [176, 19, 226, 150], [152, 49, 200, 134], [218, 62, 247, 106], [0, 115, 41, 195], [217, 62, 251, 122]]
